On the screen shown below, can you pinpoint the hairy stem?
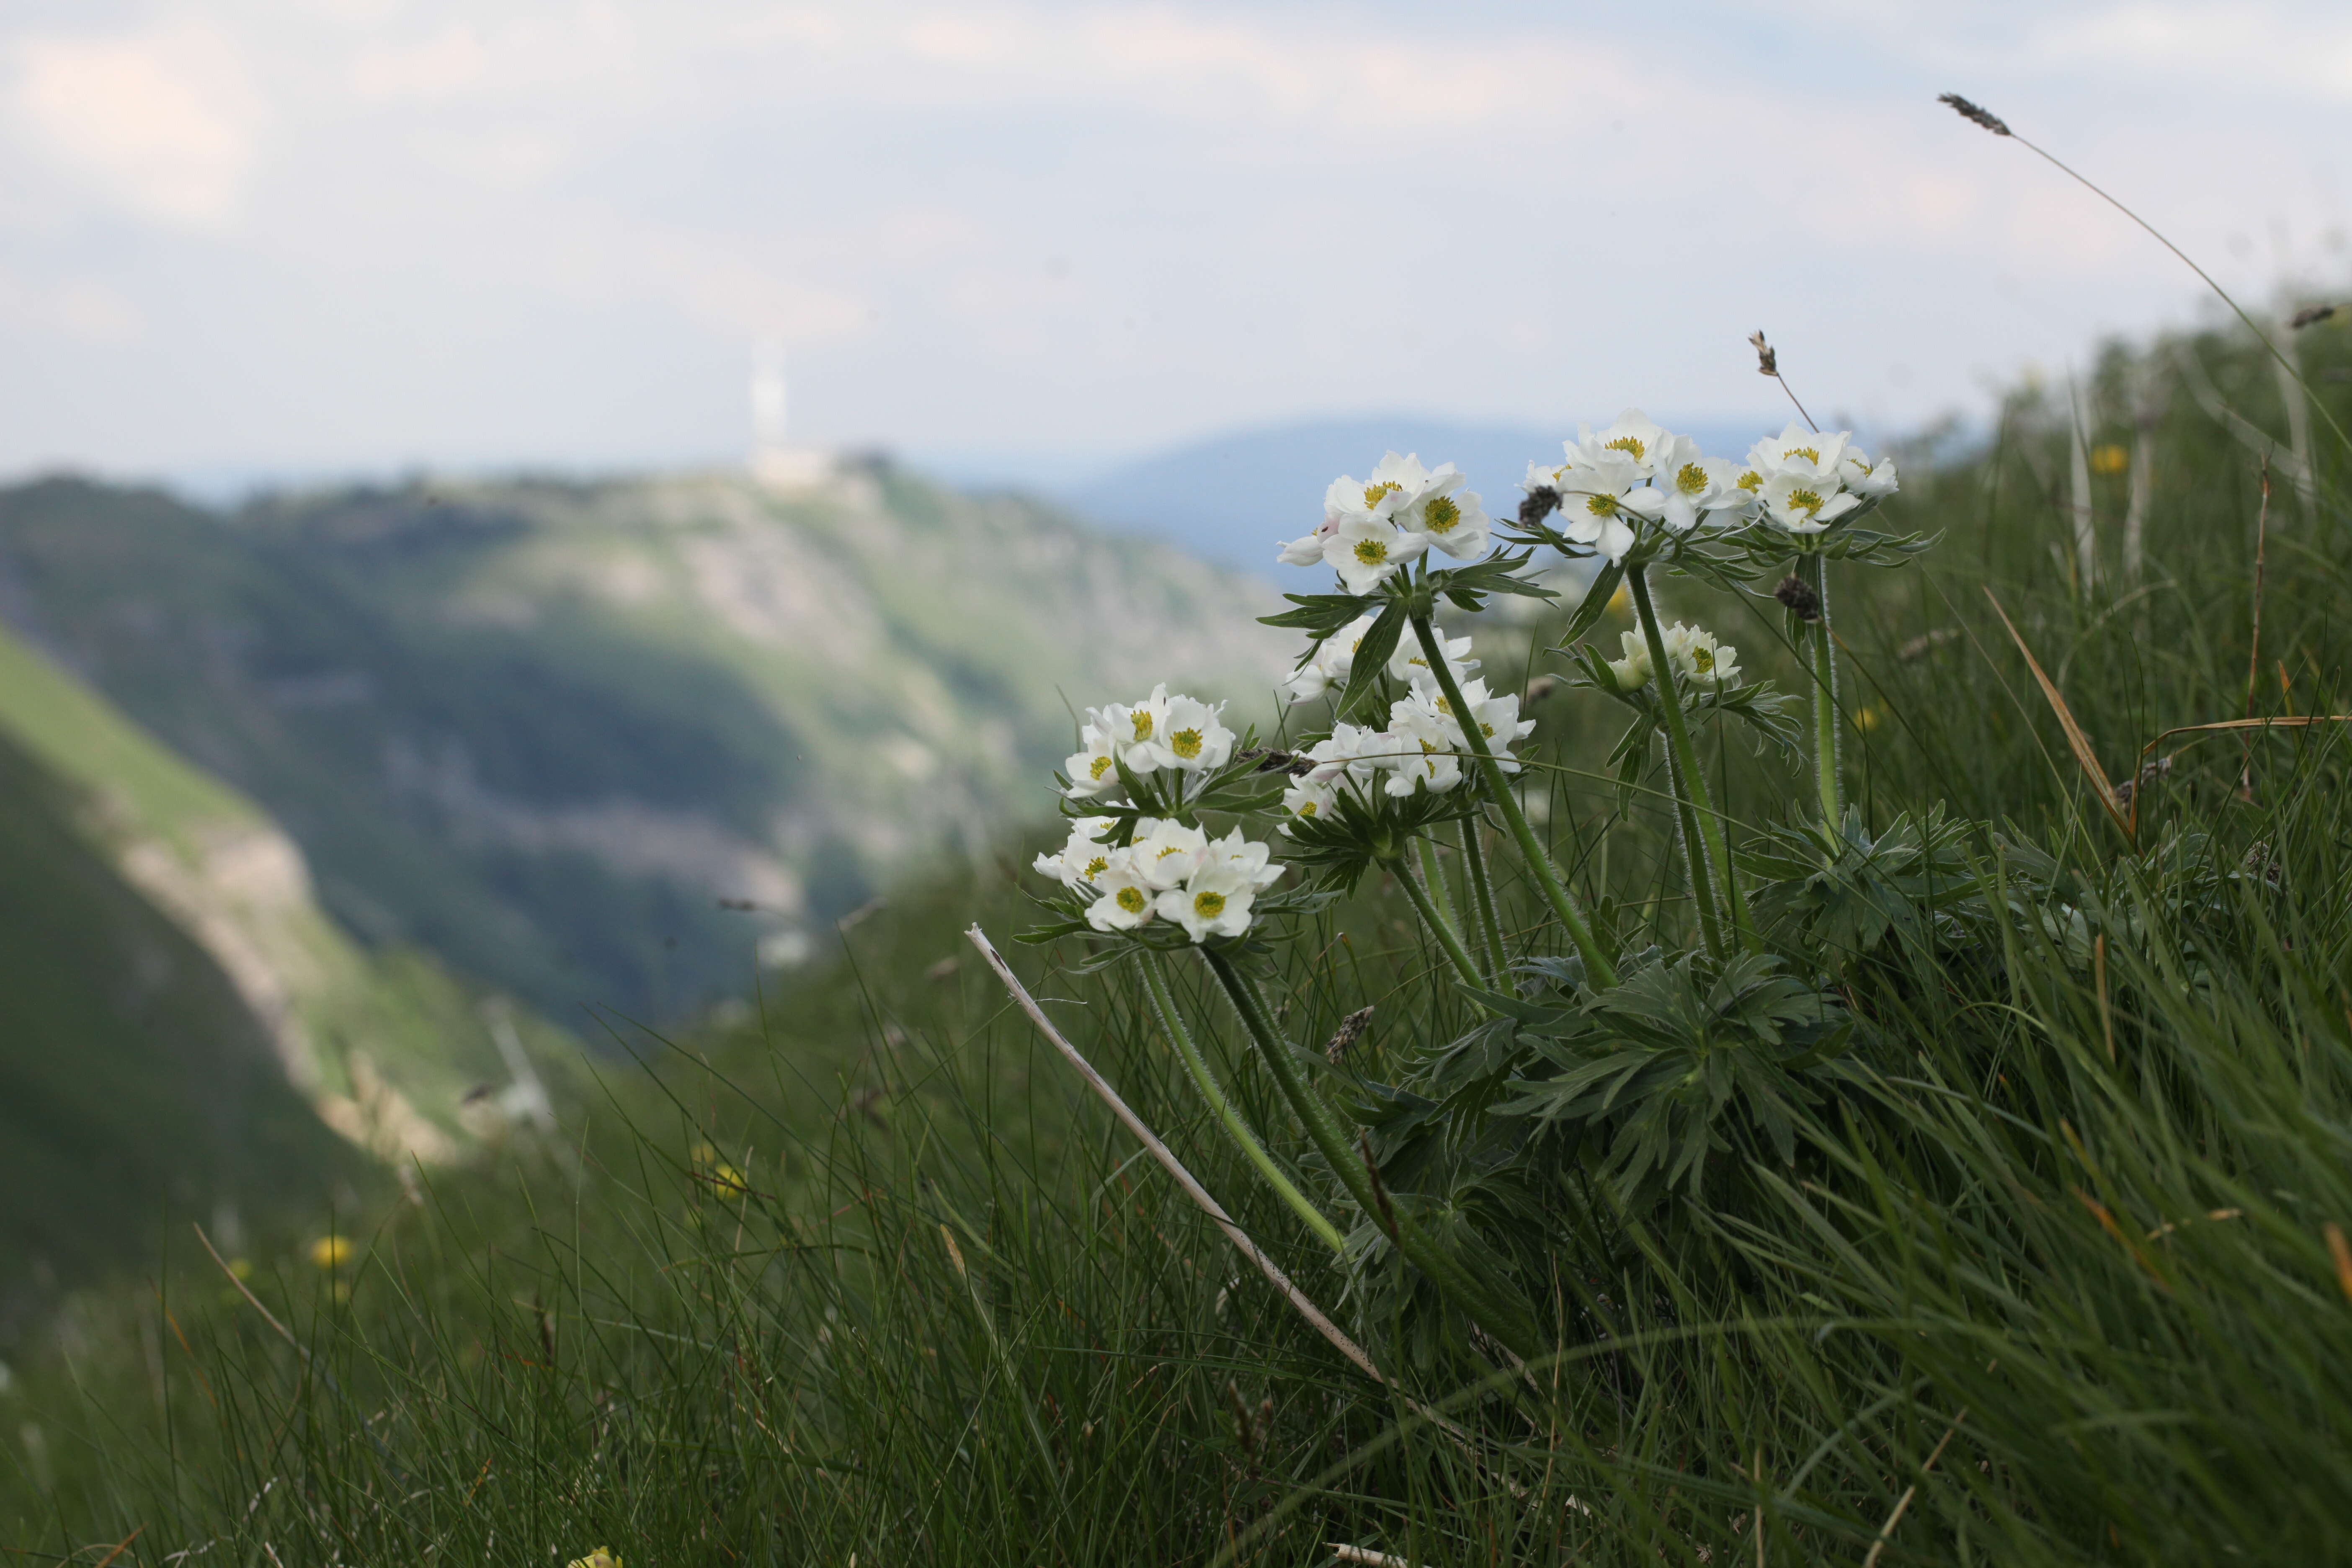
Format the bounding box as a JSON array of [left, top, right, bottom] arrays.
[[1801, 553, 1841, 823], [1202, 949, 1540, 1361], [1457, 817, 1509, 986], [1627, 565, 1755, 952], [1656, 730, 1725, 958], [1409, 616, 1616, 989], [1139, 953, 1344, 1253], [1392, 852, 1484, 993], [1413, 835, 1467, 965]]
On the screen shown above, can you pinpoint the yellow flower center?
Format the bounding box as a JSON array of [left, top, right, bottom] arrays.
[[1193, 890, 1227, 918], [1352, 539, 1389, 565], [1155, 845, 1187, 862], [1606, 435, 1646, 460], [1584, 493, 1618, 517], [1296, 799, 1318, 818], [1786, 446, 1821, 465], [1088, 755, 1113, 779], [1675, 462, 1708, 495], [1737, 470, 1763, 492], [1691, 647, 1714, 673], [1364, 480, 1403, 508], [1131, 710, 1153, 740], [1171, 727, 1203, 759], [1434, 696, 1452, 715], [1081, 855, 1108, 880], [1116, 886, 1148, 913], [1786, 488, 1824, 517], [1480, 722, 1494, 737], [1424, 495, 1460, 533]]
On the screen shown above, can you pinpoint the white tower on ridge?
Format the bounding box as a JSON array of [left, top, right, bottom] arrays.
[[748, 341, 831, 490]]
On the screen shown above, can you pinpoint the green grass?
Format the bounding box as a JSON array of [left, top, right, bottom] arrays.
[[5, 307, 2351, 1564]]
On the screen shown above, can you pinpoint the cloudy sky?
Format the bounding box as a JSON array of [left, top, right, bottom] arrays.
[[2, 0, 2346, 487]]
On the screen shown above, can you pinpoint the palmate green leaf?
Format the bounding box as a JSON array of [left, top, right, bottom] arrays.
[[1259, 592, 1373, 637], [1431, 549, 1554, 611]]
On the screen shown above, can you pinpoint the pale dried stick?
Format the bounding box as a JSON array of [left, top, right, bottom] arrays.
[[1860, 1406, 1969, 1568], [966, 925, 1383, 1383]]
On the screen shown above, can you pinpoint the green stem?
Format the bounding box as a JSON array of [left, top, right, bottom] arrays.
[[1392, 854, 1484, 993], [1410, 616, 1617, 990], [1457, 818, 1509, 986], [1655, 730, 1725, 958], [1202, 950, 1540, 1362], [1801, 554, 1841, 823], [1139, 953, 1344, 1253], [1626, 566, 1756, 953], [1414, 835, 1468, 967]]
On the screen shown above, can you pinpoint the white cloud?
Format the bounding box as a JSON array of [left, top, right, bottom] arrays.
[[7, 19, 266, 229], [0, 269, 143, 342]]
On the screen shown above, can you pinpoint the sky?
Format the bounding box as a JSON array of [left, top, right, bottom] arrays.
[[1, 0, 2347, 490]]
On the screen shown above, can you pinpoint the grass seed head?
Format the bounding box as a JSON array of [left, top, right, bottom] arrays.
[[1938, 92, 2011, 136]]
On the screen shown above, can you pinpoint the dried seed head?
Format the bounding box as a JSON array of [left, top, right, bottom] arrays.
[[1323, 1004, 1375, 1065], [1523, 674, 1560, 705], [1938, 93, 2011, 136], [1518, 485, 1560, 528], [1749, 330, 1777, 378], [2289, 303, 2338, 330], [1774, 573, 1821, 622]]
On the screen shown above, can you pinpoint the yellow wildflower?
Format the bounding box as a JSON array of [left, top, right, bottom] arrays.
[[2089, 443, 2129, 476], [567, 1549, 622, 1568], [309, 1236, 352, 1270]]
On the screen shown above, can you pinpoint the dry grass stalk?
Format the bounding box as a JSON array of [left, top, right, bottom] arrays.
[[1982, 589, 2132, 842], [964, 924, 1386, 1384]]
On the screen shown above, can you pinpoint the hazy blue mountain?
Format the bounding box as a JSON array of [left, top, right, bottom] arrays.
[[1054, 413, 1781, 579]]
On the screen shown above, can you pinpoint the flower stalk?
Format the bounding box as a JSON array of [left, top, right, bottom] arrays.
[[1455, 819, 1509, 986], [1410, 615, 1617, 989], [1413, 835, 1467, 965], [1799, 553, 1841, 822], [1202, 949, 1540, 1362], [1390, 851, 1485, 993], [1625, 565, 1755, 952], [1139, 953, 1344, 1253]]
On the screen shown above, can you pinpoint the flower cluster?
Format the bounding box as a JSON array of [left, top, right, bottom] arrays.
[[1034, 815, 1283, 941], [1604, 622, 1741, 691], [1277, 452, 1493, 593], [1279, 632, 1534, 826], [1524, 410, 1899, 562], [1063, 683, 1236, 800]]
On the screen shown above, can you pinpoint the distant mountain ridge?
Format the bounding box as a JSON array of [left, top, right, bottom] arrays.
[[0, 466, 1289, 1023], [1052, 413, 1782, 578]]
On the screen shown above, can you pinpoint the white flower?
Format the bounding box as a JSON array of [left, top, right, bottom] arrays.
[[1062, 724, 1121, 798], [1389, 625, 1478, 689], [1748, 423, 1852, 485], [1204, 827, 1286, 890], [1573, 409, 1674, 478], [1279, 776, 1336, 830], [1759, 469, 1860, 534], [1282, 614, 1377, 704], [1303, 721, 1391, 785], [1391, 678, 1534, 776], [1382, 707, 1467, 796], [1323, 513, 1421, 593], [1033, 816, 1116, 890], [1277, 521, 1333, 567], [1841, 449, 1901, 498], [1091, 685, 1171, 772], [1143, 693, 1234, 771], [1155, 857, 1261, 943], [1130, 817, 1208, 890], [1605, 630, 1653, 690], [1650, 436, 1752, 534], [1550, 449, 1661, 563], [1388, 462, 1491, 561], [1658, 623, 1740, 686], [1085, 851, 1158, 932]]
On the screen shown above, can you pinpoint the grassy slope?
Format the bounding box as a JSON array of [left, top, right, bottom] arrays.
[[6, 310, 2350, 1564], [0, 469, 1289, 1023]]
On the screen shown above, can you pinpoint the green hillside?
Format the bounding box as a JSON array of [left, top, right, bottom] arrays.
[[0, 466, 1289, 1022], [0, 622, 583, 1297]]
